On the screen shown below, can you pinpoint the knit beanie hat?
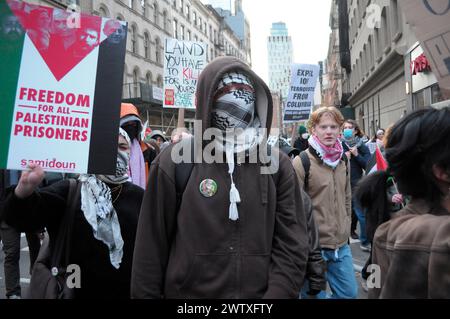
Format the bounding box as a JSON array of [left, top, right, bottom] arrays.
[[298, 125, 307, 135]]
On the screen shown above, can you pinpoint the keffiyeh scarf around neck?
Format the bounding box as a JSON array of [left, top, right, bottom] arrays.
[[212, 72, 263, 221], [308, 135, 344, 169], [344, 135, 363, 148], [78, 128, 131, 269]]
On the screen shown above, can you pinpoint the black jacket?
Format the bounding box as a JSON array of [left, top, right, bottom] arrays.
[[301, 189, 326, 293], [294, 138, 309, 152], [342, 141, 370, 188], [1, 180, 143, 298]]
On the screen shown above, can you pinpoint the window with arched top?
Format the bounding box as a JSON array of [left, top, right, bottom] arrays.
[[163, 10, 168, 30], [157, 75, 163, 88], [133, 68, 140, 97], [375, 28, 381, 60], [390, 0, 401, 37], [363, 45, 368, 76], [368, 35, 374, 68], [131, 25, 137, 53], [144, 32, 150, 59], [146, 72, 152, 85], [142, 0, 147, 17], [153, 2, 159, 26], [98, 6, 109, 18], [155, 37, 161, 64], [381, 8, 390, 49]]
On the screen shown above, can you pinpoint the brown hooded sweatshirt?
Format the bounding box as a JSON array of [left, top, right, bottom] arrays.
[[131, 57, 308, 299]]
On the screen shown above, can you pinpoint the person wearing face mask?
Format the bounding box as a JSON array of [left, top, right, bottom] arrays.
[[366, 129, 386, 154], [0, 129, 144, 298], [120, 103, 157, 189], [131, 56, 309, 299], [293, 107, 357, 299], [294, 125, 310, 152], [342, 120, 371, 250]]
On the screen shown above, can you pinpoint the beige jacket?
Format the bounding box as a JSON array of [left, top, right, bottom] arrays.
[[293, 148, 352, 250], [369, 199, 450, 298]]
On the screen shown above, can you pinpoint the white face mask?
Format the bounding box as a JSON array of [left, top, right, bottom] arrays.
[[302, 133, 310, 140]]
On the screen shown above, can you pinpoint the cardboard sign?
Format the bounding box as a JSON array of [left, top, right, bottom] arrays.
[[163, 38, 206, 109], [0, 0, 127, 174], [283, 64, 319, 123], [399, 0, 450, 98]]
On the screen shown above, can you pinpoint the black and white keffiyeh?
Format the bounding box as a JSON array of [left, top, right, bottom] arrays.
[[212, 72, 263, 222], [78, 128, 131, 269], [212, 72, 257, 130]]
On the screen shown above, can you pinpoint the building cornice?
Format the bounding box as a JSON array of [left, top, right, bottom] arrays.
[[349, 51, 404, 105]]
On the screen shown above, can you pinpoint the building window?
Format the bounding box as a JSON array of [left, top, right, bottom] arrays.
[[155, 37, 161, 64], [209, 25, 213, 41], [187, 30, 191, 41], [362, 47, 367, 76], [180, 25, 185, 40], [199, 17, 202, 31], [431, 83, 445, 104], [193, 11, 197, 26], [146, 72, 152, 85], [368, 35, 374, 68], [131, 25, 137, 53], [204, 22, 207, 35], [413, 89, 425, 109], [144, 32, 150, 59], [163, 11, 168, 30], [98, 6, 108, 18], [186, 5, 190, 20], [180, 0, 184, 13], [390, 0, 400, 36], [153, 2, 159, 26], [381, 8, 390, 49], [133, 69, 139, 97], [173, 19, 178, 38], [157, 75, 163, 88], [142, 0, 147, 17], [194, 35, 198, 41], [375, 28, 382, 59]]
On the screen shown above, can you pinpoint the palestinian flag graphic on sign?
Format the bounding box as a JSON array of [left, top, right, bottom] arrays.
[[0, 0, 127, 174]]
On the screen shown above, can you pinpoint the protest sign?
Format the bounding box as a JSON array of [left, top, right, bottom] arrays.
[[283, 64, 319, 123], [399, 0, 450, 98], [0, 0, 127, 174], [164, 38, 206, 109]]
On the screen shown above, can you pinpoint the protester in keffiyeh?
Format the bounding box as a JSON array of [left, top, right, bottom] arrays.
[[120, 103, 157, 189], [132, 56, 309, 299], [293, 106, 358, 299], [2, 128, 144, 299]]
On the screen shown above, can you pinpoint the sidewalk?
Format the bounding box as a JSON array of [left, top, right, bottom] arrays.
[[350, 237, 369, 299]]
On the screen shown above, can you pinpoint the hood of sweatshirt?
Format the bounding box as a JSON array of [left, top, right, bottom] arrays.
[[195, 56, 273, 137]]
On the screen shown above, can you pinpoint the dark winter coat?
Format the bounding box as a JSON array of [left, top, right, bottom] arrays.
[[1, 180, 143, 299], [131, 56, 309, 299]]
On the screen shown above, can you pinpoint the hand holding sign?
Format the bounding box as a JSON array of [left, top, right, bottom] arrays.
[[15, 163, 45, 199]]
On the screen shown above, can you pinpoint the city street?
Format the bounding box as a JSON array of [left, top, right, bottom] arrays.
[[0, 234, 30, 299], [0, 233, 369, 299]]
